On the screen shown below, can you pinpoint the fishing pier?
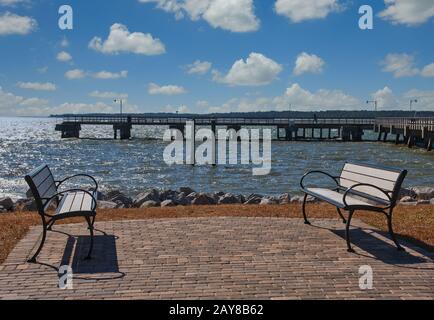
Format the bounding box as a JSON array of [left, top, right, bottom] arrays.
[[54, 115, 434, 151]]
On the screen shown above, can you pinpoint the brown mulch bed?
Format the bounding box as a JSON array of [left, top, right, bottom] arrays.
[[1, 203, 433, 264]]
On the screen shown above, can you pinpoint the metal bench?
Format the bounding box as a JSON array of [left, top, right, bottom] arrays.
[[300, 162, 407, 253], [25, 165, 98, 262]]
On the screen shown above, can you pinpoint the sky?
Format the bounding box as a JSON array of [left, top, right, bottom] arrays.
[[0, 0, 434, 116]]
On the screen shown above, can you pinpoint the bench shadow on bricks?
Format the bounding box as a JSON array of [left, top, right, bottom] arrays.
[[54, 230, 125, 280], [331, 228, 430, 265]]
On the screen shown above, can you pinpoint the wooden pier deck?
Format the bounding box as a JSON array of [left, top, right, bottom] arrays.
[[54, 115, 434, 150], [55, 115, 375, 141]]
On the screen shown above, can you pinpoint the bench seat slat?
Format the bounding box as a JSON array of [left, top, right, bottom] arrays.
[[306, 188, 381, 209], [342, 163, 400, 182], [56, 191, 95, 215]]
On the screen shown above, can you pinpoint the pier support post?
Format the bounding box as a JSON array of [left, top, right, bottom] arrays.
[[383, 132, 388, 142], [55, 123, 81, 139], [395, 134, 401, 145], [427, 136, 433, 151], [113, 124, 132, 140], [328, 128, 332, 140], [407, 132, 415, 148]]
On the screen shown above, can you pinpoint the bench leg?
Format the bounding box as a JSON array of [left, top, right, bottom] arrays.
[[336, 208, 347, 224], [47, 219, 56, 231], [302, 194, 311, 225], [84, 216, 94, 260], [345, 210, 355, 253], [386, 212, 405, 251], [28, 223, 47, 263]]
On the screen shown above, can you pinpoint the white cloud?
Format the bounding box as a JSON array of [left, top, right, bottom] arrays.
[[0, 86, 50, 116], [148, 83, 187, 95], [293, 52, 325, 75], [89, 91, 128, 99], [60, 37, 69, 47], [56, 51, 72, 62], [65, 69, 128, 80], [37, 66, 48, 73], [379, 0, 434, 26], [89, 23, 165, 55], [213, 52, 282, 86], [206, 83, 361, 113], [274, 0, 341, 23], [0, 12, 37, 35], [139, 0, 259, 32], [186, 60, 212, 75], [93, 70, 128, 80], [17, 81, 56, 91], [421, 63, 434, 78], [0, 0, 29, 6], [381, 53, 434, 78], [65, 69, 86, 80], [371, 86, 399, 109], [371, 87, 434, 110]]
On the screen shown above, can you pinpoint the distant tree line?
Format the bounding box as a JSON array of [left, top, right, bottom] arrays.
[[51, 110, 434, 119]]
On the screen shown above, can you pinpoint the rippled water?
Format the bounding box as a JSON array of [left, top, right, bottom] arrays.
[[1, 117, 434, 199]]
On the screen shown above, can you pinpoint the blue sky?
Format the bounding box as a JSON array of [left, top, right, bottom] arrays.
[[0, 0, 433, 116]]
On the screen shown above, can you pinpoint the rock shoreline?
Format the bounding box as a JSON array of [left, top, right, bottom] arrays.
[[1, 186, 434, 214]]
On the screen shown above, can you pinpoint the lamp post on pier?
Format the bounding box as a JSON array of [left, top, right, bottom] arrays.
[[366, 100, 378, 112], [114, 99, 123, 115]]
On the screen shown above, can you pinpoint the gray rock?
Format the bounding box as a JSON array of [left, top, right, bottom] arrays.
[[411, 186, 434, 200], [291, 195, 317, 203], [400, 201, 418, 206], [140, 200, 160, 208], [244, 194, 263, 205], [175, 193, 191, 206], [191, 193, 216, 205], [97, 200, 117, 209], [26, 189, 34, 198], [417, 200, 431, 205], [0, 197, 14, 211], [278, 193, 291, 204], [161, 199, 177, 207], [400, 196, 416, 203], [260, 198, 279, 205], [179, 187, 195, 195], [430, 198, 434, 205], [399, 188, 416, 200], [105, 190, 122, 200], [22, 199, 37, 211], [109, 194, 133, 208], [92, 190, 106, 201], [0, 206, 7, 213], [133, 189, 160, 207], [218, 194, 241, 205], [159, 189, 179, 201]]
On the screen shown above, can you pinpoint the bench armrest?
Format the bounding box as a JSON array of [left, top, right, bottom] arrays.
[[300, 170, 339, 190], [56, 174, 98, 192], [43, 188, 97, 213], [343, 183, 392, 209]]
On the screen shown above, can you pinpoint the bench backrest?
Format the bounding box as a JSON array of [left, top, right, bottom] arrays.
[[25, 165, 58, 214], [339, 162, 407, 205]]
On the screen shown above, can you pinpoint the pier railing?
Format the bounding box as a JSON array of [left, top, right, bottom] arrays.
[[61, 115, 376, 126], [376, 117, 434, 131]]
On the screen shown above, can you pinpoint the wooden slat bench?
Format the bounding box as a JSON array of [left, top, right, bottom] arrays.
[[300, 162, 407, 253], [25, 165, 98, 262]]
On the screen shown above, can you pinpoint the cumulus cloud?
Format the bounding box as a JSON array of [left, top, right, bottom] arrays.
[[186, 60, 212, 75], [17, 82, 56, 91], [65, 69, 128, 80], [379, 0, 434, 26], [148, 83, 187, 95], [56, 51, 72, 62], [0, 0, 29, 6], [213, 52, 282, 86], [381, 53, 434, 78], [93, 70, 128, 80], [371, 86, 399, 109], [274, 0, 341, 23], [89, 23, 165, 55], [0, 12, 37, 35], [293, 52, 325, 75], [65, 69, 86, 80], [371, 87, 434, 110], [0, 86, 50, 116], [139, 0, 259, 32], [89, 91, 128, 99]]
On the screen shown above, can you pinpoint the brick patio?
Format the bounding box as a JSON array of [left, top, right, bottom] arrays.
[[0, 217, 433, 300]]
